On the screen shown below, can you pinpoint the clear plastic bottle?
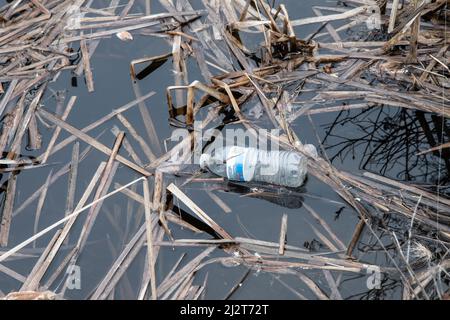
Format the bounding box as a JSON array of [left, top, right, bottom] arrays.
[[199, 145, 317, 187]]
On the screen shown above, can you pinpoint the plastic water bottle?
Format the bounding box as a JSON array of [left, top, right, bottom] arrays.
[[199, 145, 317, 187]]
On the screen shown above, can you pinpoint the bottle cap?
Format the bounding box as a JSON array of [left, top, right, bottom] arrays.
[[199, 154, 210, 169]]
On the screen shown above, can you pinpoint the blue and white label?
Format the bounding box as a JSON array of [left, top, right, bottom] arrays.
[[226, 147, 247, 182]]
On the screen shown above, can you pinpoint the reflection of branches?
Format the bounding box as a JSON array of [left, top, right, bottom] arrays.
[[342, 276, 402, 300], [322, 105, 450, 191], [321, 105, 450, 298]]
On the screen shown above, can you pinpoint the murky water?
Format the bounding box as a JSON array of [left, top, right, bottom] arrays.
[[1, 0, 447, 300]]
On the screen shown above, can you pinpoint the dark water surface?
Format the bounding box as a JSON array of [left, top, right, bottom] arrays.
[[1, 0, 446, 299]]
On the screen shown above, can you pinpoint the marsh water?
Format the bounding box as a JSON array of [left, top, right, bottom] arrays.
[[1, 0, 447, 299]]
